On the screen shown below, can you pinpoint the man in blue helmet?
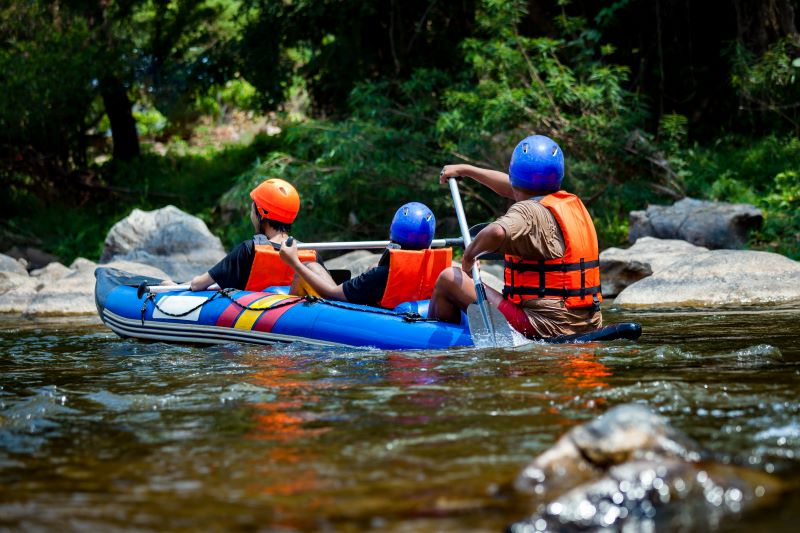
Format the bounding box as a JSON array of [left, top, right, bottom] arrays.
[[429, 135, 603, 339], [280, 202, 452, 308]]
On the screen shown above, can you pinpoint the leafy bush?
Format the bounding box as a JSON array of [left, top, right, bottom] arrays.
[[682, 134, 800, 258], [731, 38, 800, 132]]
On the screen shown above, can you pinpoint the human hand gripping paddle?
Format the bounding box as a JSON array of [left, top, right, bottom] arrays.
[[447, 178, 521, 349]]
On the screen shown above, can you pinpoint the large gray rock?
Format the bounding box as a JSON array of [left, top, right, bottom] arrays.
[[629, 198, 763, 249], [100, 205, 225, 281], [511, 404, 783, 531], [0, 271, 39, 313], [614, 250, 800, 308], [325, 250, 380, 277], [0, 258, 168, 315], [30, 262, 73, 281], [28, 259, 169, 315], [0, 253, 28, 275], [600, 237, 708, 296]]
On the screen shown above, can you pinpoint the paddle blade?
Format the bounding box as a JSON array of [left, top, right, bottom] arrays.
[[466, 304, 530, 348]]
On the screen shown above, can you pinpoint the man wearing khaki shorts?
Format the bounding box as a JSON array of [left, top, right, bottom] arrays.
[[428, 135, 603, 339]]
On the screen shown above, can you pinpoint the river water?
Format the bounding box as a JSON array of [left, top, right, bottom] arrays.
[[1, 306, 798, 531]]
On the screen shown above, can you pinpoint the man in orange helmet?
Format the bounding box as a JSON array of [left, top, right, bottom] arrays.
[[188, 178, 332, 293]]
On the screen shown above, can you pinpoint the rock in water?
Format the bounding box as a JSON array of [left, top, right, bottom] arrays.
[[600, 237, 708, 296], [510, 404, 783, 531], [614, 250, 800, 308], [100, 205, 225, 281], [629, 198, 762, 249]]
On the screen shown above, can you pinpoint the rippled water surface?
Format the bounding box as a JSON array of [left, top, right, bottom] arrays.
[[1, 307, 799, 531]]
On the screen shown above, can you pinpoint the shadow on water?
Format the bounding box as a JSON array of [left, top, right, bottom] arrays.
[[0, 307, 798, 531]]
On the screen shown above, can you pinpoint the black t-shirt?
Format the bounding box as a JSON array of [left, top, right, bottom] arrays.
[[341, 251, 390, 307], [208, 240, 256, 290], [208, 239, 326, 290]]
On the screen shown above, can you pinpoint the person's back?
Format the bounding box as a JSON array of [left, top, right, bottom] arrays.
[[497, 191, 602, 338], [187, 178, 331, 293], [429, 135, 602, 339], [280, 202, 452, 308]]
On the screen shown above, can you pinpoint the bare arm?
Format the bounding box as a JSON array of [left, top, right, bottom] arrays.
[[279, 242, 347, 300], [440, 164, 515, 199], [190, 272, 216, 291], [461, 223, 506, 274]]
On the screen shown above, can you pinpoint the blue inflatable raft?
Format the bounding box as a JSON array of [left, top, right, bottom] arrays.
[[95, 268, 641, 350]]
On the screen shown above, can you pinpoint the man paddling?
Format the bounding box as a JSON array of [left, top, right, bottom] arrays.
[[428, 135, 603, 339], [186, 178, 332, 293], [279, 202, 451, 308]]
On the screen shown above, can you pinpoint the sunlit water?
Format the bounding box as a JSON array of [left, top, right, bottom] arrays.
[[1, 306, 798, 531]]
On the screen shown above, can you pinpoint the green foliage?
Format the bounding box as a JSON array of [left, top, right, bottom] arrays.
[[436, 1, 648, 202], [219, 118, 445, 248], [5, 0, 800, 265], [3, 134, 276, 264], [682, 134, 800, 258], [0, 4, 98, 179], [731, 38, 800, 132], [133, 107, 169, 137]]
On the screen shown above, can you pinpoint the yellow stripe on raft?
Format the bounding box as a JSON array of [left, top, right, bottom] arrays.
[[234, 294, 294, 330]]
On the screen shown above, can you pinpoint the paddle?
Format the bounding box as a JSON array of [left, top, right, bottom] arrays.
[[447, 178, 522, 349], [137, 282, 219, 297], [136, 232, 477, 298], [271, 237, 465, 251]]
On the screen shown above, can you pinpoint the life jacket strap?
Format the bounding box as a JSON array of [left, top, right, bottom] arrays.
[[504, 259, 600, 272], [502, 286, 602, 298]]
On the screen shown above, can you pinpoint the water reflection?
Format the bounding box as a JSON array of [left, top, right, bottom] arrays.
[[559, 350, 612, 390], [239, 351, 330, 501]]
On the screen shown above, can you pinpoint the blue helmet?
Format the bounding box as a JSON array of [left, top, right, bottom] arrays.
[[389, 202, 436, 249], [508, 135, 564, 192]]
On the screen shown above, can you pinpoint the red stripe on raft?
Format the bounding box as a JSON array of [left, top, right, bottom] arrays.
[[253, 298, 301, 333], [216, 292, 269, 328]]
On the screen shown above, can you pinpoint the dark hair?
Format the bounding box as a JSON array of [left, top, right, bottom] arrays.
[[252, 202, 292, 234], [261, 218, 292, 234]]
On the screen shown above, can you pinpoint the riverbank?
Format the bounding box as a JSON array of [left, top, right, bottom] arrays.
[[4, 119, 800, 272]]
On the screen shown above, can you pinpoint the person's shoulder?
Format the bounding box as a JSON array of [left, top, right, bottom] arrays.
[[507, 199, 549, 216], [230, 239, 255, 253]]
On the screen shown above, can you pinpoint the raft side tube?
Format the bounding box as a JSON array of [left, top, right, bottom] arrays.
[[95, 267, 165, 316], [544, 322, 642, 344]]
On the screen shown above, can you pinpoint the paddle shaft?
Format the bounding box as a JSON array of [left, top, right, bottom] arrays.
[[283, 237, 463, 251], [144, 283, 220, 295], [448, 178, 498, 346], [141, 236, 465, 296]]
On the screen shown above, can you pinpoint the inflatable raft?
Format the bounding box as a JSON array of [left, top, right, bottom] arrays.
[[95, 268, 641, 350]]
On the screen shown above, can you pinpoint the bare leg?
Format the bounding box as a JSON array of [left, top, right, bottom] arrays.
[[291, 262, 334, 296], [428, 267, 507, 322], [427, 267, 477, 323]]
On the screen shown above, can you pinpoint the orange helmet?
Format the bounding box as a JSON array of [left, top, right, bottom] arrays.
[[249, 178, 300, 224]]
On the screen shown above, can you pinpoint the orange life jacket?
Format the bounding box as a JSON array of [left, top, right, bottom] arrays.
[[502, 191, 602, 309], [378, 248, 453, 309], [245, 243, 318, 292]]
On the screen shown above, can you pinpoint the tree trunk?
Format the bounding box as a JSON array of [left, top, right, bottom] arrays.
[[101, 76, 140, 162], [733, 0, 799, 52]]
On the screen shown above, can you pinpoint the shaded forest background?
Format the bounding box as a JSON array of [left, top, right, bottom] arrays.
[[2, 0, 799, 263]]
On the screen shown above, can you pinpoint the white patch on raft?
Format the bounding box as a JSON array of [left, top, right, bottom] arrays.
[[152, 295, 208, 321]]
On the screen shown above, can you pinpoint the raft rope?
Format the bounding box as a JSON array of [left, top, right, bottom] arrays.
[[140, 289, 436, 326]]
